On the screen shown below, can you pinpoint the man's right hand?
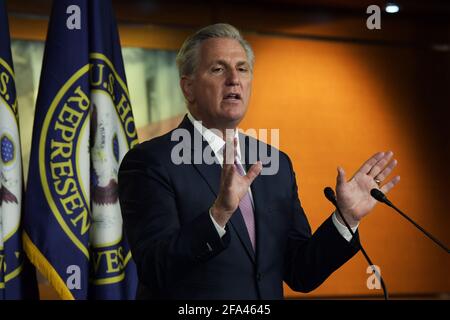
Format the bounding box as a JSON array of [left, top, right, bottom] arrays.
[[210, 137, 262, 227]]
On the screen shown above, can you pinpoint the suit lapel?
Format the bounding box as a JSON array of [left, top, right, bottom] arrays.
[[178, 116, 221, 196], [249, 170, 266, 261], [192, 151, 222, 197]]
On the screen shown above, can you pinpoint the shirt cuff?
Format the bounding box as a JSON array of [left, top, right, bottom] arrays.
[[332, 211, 359, 242], [209, 208, 226, 238]]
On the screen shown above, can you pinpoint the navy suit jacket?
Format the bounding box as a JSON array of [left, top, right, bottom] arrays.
[[118, 116, 360, 299]]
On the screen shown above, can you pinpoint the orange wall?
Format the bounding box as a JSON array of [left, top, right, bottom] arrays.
[[10, 17, 450, 298], [242, 34, 450, 297]]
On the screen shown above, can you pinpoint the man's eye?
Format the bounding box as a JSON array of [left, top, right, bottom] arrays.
[[239, 67, 249, 73], [212, 67, 223, 73]]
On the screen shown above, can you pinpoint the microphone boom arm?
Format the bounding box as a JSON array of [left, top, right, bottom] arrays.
[[370, 189, 449, 254]]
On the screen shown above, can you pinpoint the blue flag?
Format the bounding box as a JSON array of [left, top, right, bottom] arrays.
[[23, 0, 138, 299], [0, 0, 38, 299]]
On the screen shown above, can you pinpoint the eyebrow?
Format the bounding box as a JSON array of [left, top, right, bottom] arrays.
[[212, 59, 249, 67]]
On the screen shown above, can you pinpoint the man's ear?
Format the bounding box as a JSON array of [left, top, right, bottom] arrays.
[[180, 76, 195, 103]]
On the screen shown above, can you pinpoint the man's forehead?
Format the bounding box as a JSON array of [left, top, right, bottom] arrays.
[[200, 38, 248, 62]]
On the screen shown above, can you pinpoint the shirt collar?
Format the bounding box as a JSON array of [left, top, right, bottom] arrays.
[[186, 112, 241, 162]]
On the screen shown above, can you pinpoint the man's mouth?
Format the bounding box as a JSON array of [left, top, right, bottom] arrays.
[[223, 93, 242, 101]]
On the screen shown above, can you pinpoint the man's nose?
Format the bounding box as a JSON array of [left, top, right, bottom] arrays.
[[225, 69, 239, 86]]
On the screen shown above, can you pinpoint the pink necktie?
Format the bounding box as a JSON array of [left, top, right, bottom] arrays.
[[234, 159, 256, 250]]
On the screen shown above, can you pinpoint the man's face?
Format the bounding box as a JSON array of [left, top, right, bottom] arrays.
[[183, 37, 252, 130]]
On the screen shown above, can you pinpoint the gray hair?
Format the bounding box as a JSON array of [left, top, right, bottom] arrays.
[[176, 23, 254, 78]]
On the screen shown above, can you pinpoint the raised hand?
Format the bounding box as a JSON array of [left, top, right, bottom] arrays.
[[335, 151, 401, 227], [211, 137, 262, 227]]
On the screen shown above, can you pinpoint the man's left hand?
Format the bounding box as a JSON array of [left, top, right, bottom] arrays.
[[335, 151, 400, 227]]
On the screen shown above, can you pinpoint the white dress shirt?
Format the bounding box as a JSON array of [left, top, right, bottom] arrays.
[[186, 112, 358, 242]]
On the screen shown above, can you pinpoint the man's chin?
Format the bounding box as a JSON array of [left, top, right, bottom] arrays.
[[221, 103, 246, 118], [220, 111, 245, 126]]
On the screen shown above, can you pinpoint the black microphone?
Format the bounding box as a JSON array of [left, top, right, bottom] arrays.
[[370, 189, 393, 206], [324, 187, 389, 300], [371, 189, 449, 253], [324, 187, 338, 206]]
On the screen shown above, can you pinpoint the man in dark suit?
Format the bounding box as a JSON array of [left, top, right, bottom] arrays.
[[118, 23, 400, 299]]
